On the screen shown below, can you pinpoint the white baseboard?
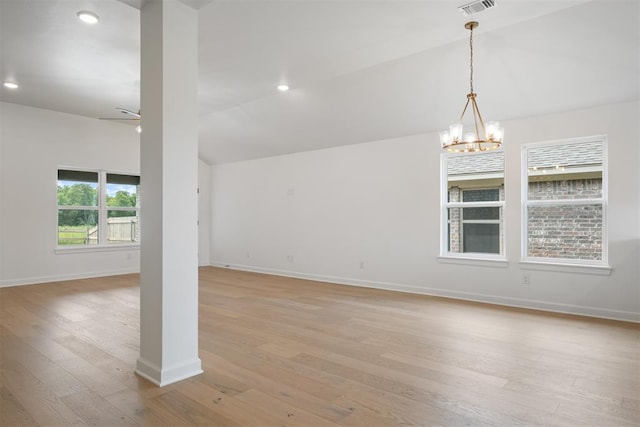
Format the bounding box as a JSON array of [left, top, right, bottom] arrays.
[[0, 268, 140, 288], [136, 357, 203, 387], [210, 262, 640, 323]]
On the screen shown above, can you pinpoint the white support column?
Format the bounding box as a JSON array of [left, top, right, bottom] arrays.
[[136, 0, 202, 387]]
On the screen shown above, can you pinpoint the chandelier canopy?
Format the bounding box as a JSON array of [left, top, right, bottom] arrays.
[[440, 21, 503, 153]]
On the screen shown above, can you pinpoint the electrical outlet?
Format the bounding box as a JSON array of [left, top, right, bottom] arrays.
[[522, 274, 530, 285], [287, 255, 294, 263], [359, 261, 365, 269]]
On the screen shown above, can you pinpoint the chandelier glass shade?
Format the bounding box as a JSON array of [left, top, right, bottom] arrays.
[[440, 21, 503, 153]]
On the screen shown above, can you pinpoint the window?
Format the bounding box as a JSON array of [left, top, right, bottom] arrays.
[[522, 136, 607, 265], [442, 151, 505, 259], [57, 169, 140, 246]]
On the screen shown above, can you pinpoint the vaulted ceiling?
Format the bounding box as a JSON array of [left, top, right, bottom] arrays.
[[1, 0, 638, 164]]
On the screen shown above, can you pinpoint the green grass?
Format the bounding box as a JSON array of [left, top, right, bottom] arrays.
[[58, 226, 91, 245]]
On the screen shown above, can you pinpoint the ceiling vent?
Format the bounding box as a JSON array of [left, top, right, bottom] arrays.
[[458, 0, 497, 16]]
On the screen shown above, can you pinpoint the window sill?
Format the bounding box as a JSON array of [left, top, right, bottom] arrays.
[[519, 260, 612, 276], [438, 255, 509, 268], [55, 244, 140, 255]]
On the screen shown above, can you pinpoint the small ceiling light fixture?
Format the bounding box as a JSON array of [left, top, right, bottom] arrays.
[[277, 84, 289, 92], [77, 11, 99, 24], [3, 82, 18, 89], [440, 21, 503, 153]]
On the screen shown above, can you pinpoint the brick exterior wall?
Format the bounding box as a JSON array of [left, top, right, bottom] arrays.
[[448, 187, 461, 252], [447, 178, 602, 259], [527, 178, 602, 260], [528, 178, 602, 200]]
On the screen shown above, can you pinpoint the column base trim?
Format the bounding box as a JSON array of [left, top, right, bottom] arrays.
[[136, 357, 203, 387]]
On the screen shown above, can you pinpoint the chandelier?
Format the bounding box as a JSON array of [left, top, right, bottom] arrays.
[[440, 21, 503, 152]]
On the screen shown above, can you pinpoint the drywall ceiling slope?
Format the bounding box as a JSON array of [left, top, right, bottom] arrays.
[[1, 1, 637, 164]]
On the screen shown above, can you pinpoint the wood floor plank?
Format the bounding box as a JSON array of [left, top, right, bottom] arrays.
[[234, 388, 340, 427], [290, 351, 542, 425], [175, 380, 284, 426], [1, 334, 88, 399], [1, 356, 87, 426], [54, 356, 129, 397], [0, 386, 39, 427], [151, 388, 242, 427], [103, 387, 194, 427], [199, 349, 352, 423], [380, 351, 509, 389], [1, 266, 638, 426], [60, 389, 137, 426], [201, 343, 345, 403]]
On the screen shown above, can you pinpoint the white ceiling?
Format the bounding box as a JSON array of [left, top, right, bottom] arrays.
[[1, 0, 638, 164]]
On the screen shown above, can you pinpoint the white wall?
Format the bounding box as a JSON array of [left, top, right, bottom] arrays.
[[198, 159, 211, 266], [210, 101, 640, 322], [0, 102, 211, 286], [0, 102, 142, 286]]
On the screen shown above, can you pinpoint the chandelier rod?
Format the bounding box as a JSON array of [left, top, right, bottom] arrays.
[[469, 21, 474, 94]]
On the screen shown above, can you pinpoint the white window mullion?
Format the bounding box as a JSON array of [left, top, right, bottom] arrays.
[[446, 201, 505, 209], [98, 171, 108, 245], [440, 155, 449, 256], [526, 198, 603, 208]]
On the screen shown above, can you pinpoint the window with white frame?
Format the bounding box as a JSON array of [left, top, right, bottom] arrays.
[[522, 136, 607, 265], [57, 169, 140, 246], [442, 151, 505, 258]]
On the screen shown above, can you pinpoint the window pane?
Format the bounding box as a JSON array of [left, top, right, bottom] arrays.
[[463, 223, 500, 254], [107, 210, 139, 244], [106, 175, 138, 209], [57, 181, 98, 207], [58, 209, 98, 245], [107, 173, 140, 186], [107, 174, 140, 244], [58, 170, 98, 183], [527, 142, 603, 200], [447, 207, 502, 254], [462, 188, 499, 202], [463, 206, 500, 220], [527, 204, 602, 261]]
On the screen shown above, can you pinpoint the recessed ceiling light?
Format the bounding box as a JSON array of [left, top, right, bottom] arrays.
[[277, 84, 289, 92], [3, 82, 18, 89], [77, 11, 99, 24]]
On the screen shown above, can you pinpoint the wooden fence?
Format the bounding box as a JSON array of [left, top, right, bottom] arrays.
[[87, 216, 138, 244]]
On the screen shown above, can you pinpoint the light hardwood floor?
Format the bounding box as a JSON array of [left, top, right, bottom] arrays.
[[1, 267, 639, 426]]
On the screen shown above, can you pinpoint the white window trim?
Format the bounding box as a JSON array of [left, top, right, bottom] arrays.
[[56, 167, 140, 251], [438, 256, 509, 268], [55, 243, 140, 255], [440, 151, 507, 262], [521, 135, 610, 268]]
